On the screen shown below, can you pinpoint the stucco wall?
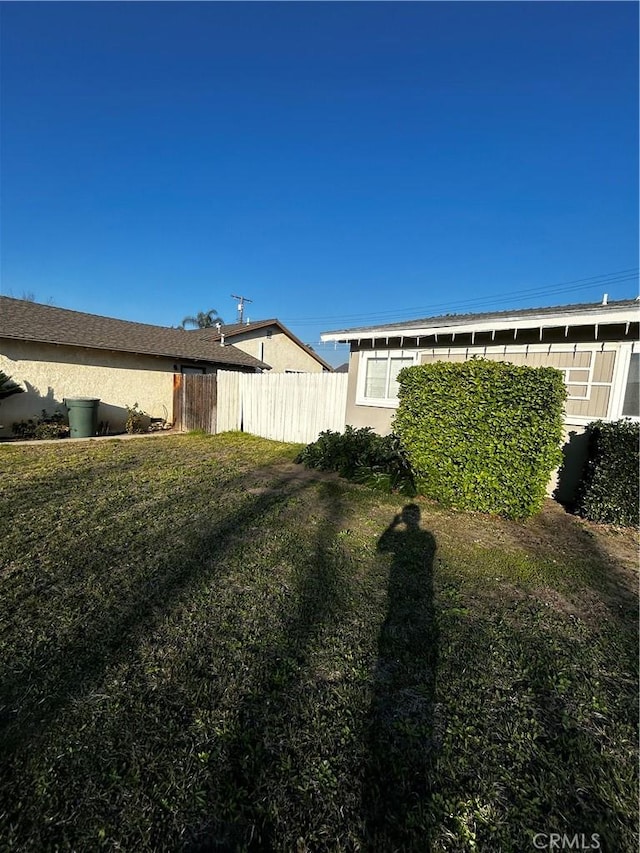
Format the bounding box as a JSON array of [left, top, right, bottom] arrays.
[[226, 328, 325, 373], [0, 339, 176, 436], [345, 352, 395, 433]]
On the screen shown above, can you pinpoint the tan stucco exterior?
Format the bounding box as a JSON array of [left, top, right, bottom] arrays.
[[0, 340, 177, 436], [224, 327, 326, 373]]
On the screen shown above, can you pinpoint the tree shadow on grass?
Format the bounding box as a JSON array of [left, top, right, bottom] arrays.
[[0, 473, 314, 764], [184, 480, 352, 851], [506, 501, 638, 633], [362, 504, 439, 849]]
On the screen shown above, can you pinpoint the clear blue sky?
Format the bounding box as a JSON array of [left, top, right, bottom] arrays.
[[1, 2, 637, 366]]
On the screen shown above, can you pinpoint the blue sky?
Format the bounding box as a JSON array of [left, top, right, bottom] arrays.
[[1, 2, 637, 366]]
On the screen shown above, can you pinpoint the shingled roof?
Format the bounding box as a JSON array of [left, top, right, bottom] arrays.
[[191, 318, 334, 371], [0, 297, 267, 369], [322, 298, 640, 342]]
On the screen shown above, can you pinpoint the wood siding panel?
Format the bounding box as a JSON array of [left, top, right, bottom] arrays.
[[593, 351, 615, 383], [418, 349, 594, 368], [566, 386, 610, 419]]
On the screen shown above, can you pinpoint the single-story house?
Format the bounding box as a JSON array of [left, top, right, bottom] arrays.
[[321, 298, 640, 501], [191, 319, 334, 373], [0, 296, 266, 436]]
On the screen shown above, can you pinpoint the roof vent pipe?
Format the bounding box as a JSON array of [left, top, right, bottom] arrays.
[[220, 333, 225, 346], [602, 293, 608, 305]]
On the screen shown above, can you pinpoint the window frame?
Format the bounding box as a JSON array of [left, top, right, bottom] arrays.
[[355, 349, 419, 408], [611, 344, 639, 421]]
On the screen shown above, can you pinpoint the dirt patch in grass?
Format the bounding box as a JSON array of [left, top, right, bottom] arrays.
[[244, 460, 341, 494]]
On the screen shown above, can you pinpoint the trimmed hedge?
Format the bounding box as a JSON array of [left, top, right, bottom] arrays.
[[575, 419, 639, 527], [393, 358, 566, 519]]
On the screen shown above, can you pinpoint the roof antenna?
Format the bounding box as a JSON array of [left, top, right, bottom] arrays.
[[601, 293, 608, 305], [231, 294, 253, 324]]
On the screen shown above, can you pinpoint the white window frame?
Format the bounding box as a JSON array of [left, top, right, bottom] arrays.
[[356, 350, 419, 408]]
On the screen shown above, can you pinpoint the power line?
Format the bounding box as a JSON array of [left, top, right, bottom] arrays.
[[282, 268, 639, 328], [231, 294, 253, 324]]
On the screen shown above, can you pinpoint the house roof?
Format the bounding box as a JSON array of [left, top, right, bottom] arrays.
[[321, 298, 640, 343], [0, 296, 268, 369], [192, 318, 334, 371]]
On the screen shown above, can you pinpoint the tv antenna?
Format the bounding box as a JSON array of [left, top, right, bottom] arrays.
[[231, 294, 253, 324]]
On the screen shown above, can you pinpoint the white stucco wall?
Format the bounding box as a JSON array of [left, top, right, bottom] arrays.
[[0, 340, 175, 436], [226, 328, 326, 373]]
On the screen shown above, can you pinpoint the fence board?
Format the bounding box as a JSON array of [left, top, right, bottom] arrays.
[[216, 372, 348, 444], [216, 370, 242, 432]]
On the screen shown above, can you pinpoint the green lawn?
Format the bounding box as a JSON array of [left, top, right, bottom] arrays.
[[0, 433, 637, 852]]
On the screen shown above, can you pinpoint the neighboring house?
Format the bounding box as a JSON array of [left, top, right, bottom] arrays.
[[322, 298, 640, 501], [193, 319, 334, 373], [0, 296, 266, 436]]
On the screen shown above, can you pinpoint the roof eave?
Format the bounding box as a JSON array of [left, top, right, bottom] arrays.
[[321, 307, 640, 343]]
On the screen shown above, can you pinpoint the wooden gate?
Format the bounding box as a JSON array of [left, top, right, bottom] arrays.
[[172, 373, 217, 433]]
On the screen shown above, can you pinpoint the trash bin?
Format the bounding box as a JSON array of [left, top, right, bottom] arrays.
[[64, 398, 100, 438]]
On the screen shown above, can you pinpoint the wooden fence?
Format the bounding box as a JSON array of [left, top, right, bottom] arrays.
[[216, 371, 348, 444], [173, 373, 217, 434]]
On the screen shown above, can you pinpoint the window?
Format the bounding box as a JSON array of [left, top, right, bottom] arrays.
[[622, 353, 639, 417], [357, 351, 416, 406]]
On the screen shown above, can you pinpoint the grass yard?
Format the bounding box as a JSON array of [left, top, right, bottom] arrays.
[[0, 432, 637, 852]]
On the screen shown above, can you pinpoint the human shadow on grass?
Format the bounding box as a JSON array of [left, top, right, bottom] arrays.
[[361, 504, 439, 849]]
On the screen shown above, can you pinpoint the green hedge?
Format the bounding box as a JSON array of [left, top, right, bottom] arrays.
[[575, 419, 639, 527], [393, 358, 566, 519]]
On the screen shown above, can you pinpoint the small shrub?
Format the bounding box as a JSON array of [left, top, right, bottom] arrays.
[[125, 403, 150, 434], [575, 419, 639, 527], [394, 359, 566, 519], [295, 426, 415, 494], [12, 410, 69, 440]]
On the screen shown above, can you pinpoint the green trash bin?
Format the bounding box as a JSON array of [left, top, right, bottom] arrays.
[[64, 397, 100, 438]]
